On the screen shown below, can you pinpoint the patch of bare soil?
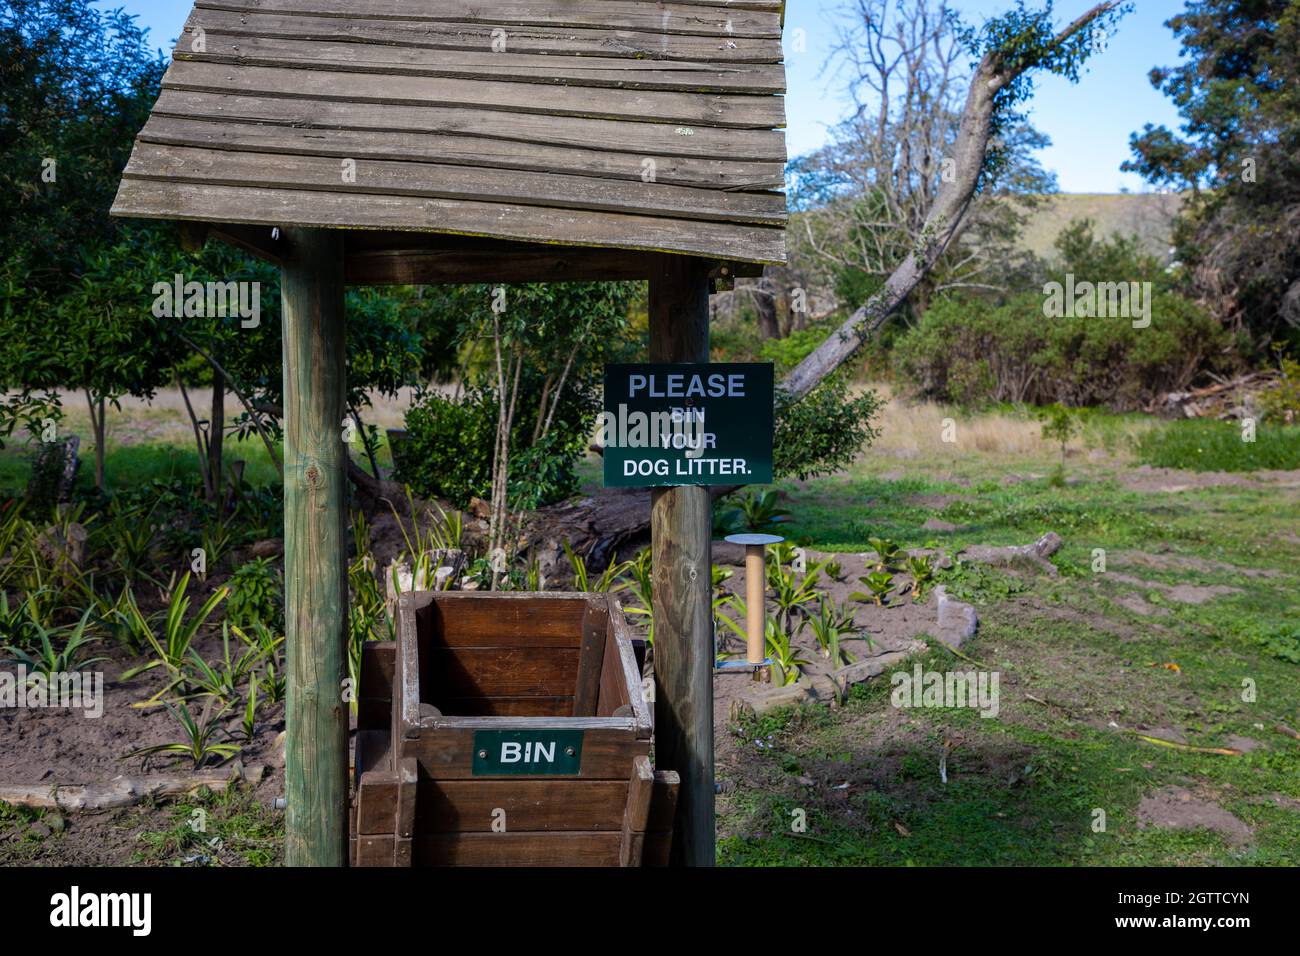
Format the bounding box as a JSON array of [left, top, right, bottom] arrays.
[[1103, 571, 1243, 606], [1111, 549, 1282, 580], [1137, 786, 1252, 847], [905, 492, 966, 510], [0, 635, 285, 792], [1117, 465, 1300, 494], [3, 804, 176, 866]]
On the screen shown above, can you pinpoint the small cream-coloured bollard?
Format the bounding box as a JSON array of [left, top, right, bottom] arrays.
[[724, 533, 784, 681]]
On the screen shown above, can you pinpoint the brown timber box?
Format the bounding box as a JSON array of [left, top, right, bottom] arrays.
[[349, 591, 677, 866]]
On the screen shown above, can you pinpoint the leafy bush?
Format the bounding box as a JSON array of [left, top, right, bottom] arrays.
[[774, 376, 882, 481], [1259, 355, 1300, 425], [1135, 420, 1300, 472], [392, 388, 497, 506], [894, 289, 1224, 409], [894, 223, 1227, 409], [393, 386, 583, 509], [226, 558, 283, 631]]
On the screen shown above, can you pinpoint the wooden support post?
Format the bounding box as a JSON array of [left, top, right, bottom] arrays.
[[280, 228, 350, 867], [648, 253, 714, 866]]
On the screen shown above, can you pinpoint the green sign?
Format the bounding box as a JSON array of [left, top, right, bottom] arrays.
[[602, 363, 774, 487], [472, 729, 584, 776]]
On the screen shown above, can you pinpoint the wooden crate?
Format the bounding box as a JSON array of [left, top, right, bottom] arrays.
[[350, 591, 678, 866]]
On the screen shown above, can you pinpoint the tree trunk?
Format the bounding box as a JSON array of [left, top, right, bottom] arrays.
[[84, 390, 106, 491], [207, 379, 225, 502], [780, 2, 1121, 402]]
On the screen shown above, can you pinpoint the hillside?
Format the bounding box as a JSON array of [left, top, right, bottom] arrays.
[[1018, 192, 1186, 263]]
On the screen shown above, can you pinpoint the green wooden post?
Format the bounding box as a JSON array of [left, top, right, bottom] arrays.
[[280, 228, 350, 867], [648, 253, 715, 866]]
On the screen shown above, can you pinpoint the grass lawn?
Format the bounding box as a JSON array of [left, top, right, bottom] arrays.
[[717, 449, 1300, 866]]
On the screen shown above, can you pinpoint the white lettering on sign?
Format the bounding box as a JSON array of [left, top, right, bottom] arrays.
[[626, 373, 745, 399], [500, 741, 558, 764]]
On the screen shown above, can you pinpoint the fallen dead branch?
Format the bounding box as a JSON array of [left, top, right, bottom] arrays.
[[0, 764, 266, 812]]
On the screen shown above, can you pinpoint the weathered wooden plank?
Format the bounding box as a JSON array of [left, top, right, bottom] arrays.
[[161, 60, 785, 130], [181, 9, 784, 62], [393, 756, 417, 865], [112, 180, 787, 264], [139, 105, 785, 179], [125, 145, 785, 227], [647, 770, 682, 833], [425, 646, 580, 699], [147, 90, 785, 163], [399, 726, 647, 779], [195, 0, 784, 38], [609, 596, 654, 738], [573, 600, 609, 718], [435, 696, 573, 718], [597, 627, 631, 718], [410, 831, 622, 866], [359, 641, 395, 698], [354, 729, 391, 778], [346, 247, 653, 285], [620, 756, 655, 865], [356, 779, 633, 834], [176, 34, 784, 94], [426, 593, 591, 647], [396, 593, 421, 740], [355, 834, 395, 865]]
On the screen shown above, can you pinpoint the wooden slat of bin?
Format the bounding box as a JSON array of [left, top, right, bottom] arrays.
[[573, 600, 610, 717], [425, 592, 594, 648], [400, 725, 647, 779], [412, 831, 622, 866], [356, 779, 631, 834], [425, 646, 579, 699], [437, 696, 573, 718]]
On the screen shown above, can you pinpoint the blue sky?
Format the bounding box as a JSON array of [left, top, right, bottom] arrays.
[[112, 0, 1186, 193]]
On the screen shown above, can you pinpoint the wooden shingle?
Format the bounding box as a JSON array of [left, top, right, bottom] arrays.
[[111, 0, 788, 268]]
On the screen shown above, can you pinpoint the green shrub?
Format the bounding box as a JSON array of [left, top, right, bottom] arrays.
[[774, 376, 882, 481], [894, 222, 1227, 409], [1259, 355, 1300, 424], [893, 290, 1225, 409], [226, 557, 283, 631], [1135, 419, 1300, 472], [392, 388, 497, 506], [393, 383, 587, 510]]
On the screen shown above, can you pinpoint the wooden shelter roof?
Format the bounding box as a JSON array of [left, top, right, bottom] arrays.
[[110, 0, 789, 270]]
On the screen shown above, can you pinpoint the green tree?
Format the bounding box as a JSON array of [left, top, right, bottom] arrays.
[[1125, 0, 1300, 347]]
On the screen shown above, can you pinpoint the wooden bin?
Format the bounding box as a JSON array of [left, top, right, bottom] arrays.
[[349, 591, 678, 866]]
